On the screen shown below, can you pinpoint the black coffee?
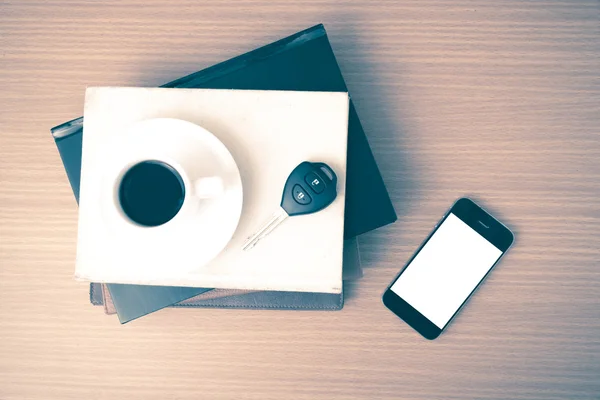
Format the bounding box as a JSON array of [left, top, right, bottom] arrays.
[[118, 161, 185, 227]]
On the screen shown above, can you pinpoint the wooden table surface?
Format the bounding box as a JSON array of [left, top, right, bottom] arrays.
[[1, 1, 599, 399]]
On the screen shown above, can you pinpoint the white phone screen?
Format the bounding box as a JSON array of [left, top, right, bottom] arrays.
[[390, 213, 502, 328]]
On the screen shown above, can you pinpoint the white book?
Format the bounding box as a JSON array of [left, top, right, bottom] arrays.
[[75, 87, 349, 294]]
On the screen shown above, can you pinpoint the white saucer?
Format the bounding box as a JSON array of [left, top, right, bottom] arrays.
[[96, 118, 243, 274]]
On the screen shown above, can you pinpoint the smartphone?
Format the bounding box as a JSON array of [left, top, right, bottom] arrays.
[[383, 198, 514, 340]]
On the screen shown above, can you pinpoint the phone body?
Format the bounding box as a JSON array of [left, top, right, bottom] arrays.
[[383, 198, 514, 340]]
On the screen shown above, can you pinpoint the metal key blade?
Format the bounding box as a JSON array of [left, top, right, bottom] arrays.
[[242, 207, 289, 251]]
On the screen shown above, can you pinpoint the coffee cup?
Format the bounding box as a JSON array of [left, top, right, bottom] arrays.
[[115, 159, 224, 227]]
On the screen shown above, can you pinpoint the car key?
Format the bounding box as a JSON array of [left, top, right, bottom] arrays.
[[242, 161, 337, 251]]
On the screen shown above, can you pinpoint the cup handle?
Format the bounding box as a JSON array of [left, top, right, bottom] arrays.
[[193, 176, 224, 199]]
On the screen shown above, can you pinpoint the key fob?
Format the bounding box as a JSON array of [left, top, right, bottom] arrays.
[[280, 161, 338, 216]]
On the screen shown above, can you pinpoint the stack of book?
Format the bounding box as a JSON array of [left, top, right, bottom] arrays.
[[51, 24, 396, 323]]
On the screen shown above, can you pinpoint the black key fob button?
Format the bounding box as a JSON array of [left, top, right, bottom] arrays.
[[304, 172, 325, 194], [292, 184, 312, 205]]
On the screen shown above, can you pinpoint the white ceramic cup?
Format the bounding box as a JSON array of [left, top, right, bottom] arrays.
[[113, 158, 225, 228], [105, 118, 236, 232]]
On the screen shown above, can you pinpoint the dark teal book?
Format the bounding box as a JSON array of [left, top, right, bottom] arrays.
[[52, 24, 396, 323]]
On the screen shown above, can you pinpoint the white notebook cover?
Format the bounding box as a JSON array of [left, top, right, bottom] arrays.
[[75, 87, 349, 294]]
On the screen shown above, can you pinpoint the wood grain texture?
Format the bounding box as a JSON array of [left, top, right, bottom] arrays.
[[1, 1, 599, 399]]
